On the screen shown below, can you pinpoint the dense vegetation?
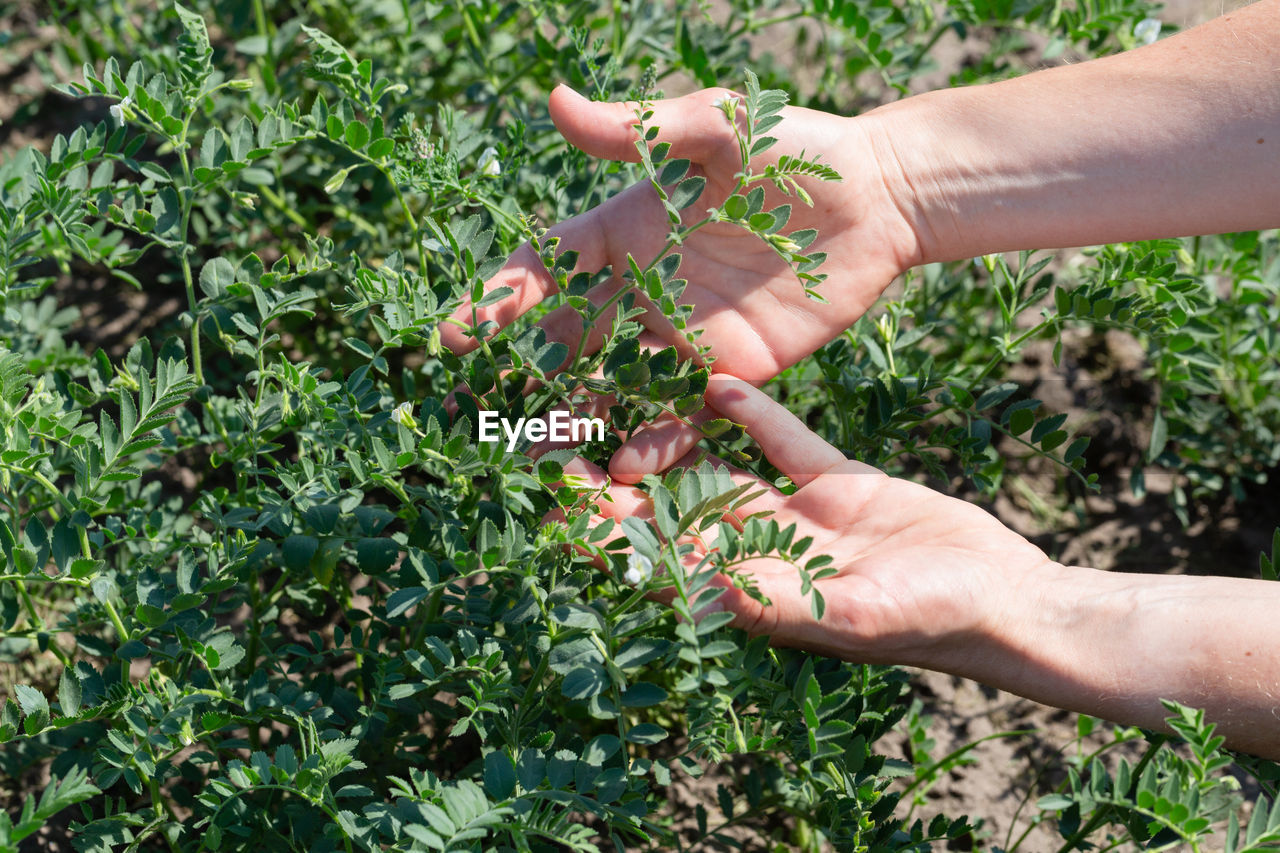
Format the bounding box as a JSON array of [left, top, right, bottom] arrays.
[[2, 0, 1279, 850]]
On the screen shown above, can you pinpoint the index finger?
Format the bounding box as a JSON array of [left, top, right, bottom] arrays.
[[703, 376, 847, 487], [438, 205, 611, 355], [440, 85, 741, 356]]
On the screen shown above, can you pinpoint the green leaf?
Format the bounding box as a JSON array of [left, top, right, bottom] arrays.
[[6, 767, 99, 846], [117, 640, 149, 659], [388, 683, 423, 701], [657, 158, 690, 184], [199, 257, 235, 299], [975, 382, 1018, 411], [1063, 436, 1090, 464], [517, 748, 545, 790], [282, 535, 319, 572], [701, 418, 734, 438], [134, 603, 166, 628], [91, 576, 114, 604], [617, 363, 650, 388], [58, 666, 82, 717], [1148, 409, 1168, 462], [386, 586, 430, 619], [670, 176, 705, 210], [1038, 794, 1074, 811], [151, 186, 181, 236], [625, 723, 668, 745], [345, 119, 370, 149], [561, 664, 609, 700], [13, 684, 47, 719], [138, 161, 172, 184], [1031, 413, 1068, 443], [483, 751, 516, 800], [476, 285, 514, 309], [620, 682, 667, 707], [356, 538, 399, 573], [171, 593, 206, 612], [1039, 429, 1068, 452], [303, 504, 341, 535]]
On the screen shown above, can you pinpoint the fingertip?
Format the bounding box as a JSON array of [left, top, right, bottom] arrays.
[[546, 84, 581, 128], [549, 82, 587, 105], [606, 444, 645, 484], [549, 85, 641, 163], [704, 375, 847, 486], [702, 373, 755, 410], [608, 417, 704, 483]]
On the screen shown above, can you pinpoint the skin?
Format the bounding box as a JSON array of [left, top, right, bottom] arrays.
[[567, 379, 1280, 761], [450, 1, 1280, 756]]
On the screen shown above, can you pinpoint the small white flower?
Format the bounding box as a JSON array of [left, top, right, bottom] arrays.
[[109, 96, 132, 126], [624, 552, 653, 586], [393, 401, 415, 428], [1134, 17, 1161, 45], [710, 93, 740, 124], [477, 146, 501, 177], [771, 234, 801, 254]]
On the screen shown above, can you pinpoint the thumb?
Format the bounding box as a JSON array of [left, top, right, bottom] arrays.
[[548, 84, 739, 165]]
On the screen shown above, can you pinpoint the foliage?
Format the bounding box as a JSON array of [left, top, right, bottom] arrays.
[[1, 0, 1278, 851]]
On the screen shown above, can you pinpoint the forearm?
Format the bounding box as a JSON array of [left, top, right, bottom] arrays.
[[958, 563, 1280, 759], [862, 0, 1280, 264]]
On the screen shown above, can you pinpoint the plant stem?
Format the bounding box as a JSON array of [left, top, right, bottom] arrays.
[[1051, 735, 1169, 853], [176, 134, 204, 386], [28, 469, 75, 514], [13, 580, 72, 666], [251, 0, 278, 94]]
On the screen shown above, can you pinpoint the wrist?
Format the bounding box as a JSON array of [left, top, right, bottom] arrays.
[[940, 560, 1280, 758], [853, 9, 1280, 268], [891, 557, 1142, 713], [981, 562, 1138, 704], [959, 564, 1254, 732], [854, 91, 970, 267]]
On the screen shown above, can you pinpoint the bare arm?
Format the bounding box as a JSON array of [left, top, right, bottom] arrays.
[[845, 2, 1280, 755], [863, 0, 1280, 264], [576, 377, 1280, 759], [958, 565, 1280, 759]]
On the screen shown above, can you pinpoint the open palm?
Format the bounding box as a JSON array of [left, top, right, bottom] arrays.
[[441, 84, 920, 403], [566, 376, 1055, 669]]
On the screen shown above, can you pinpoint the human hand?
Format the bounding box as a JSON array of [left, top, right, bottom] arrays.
[[563, 375, 1057, 670], [442, 85, 923, 477]]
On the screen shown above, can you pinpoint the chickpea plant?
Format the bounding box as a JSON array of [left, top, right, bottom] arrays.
[[0, 5, 965, 851], [2, 1, 1279, 852]]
